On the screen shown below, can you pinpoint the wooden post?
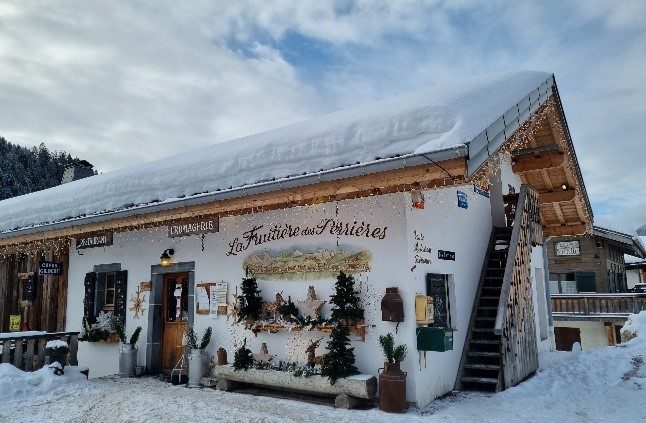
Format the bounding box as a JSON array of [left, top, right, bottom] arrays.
[[25, 338, 36, 371], [13, 338, 23, 369], [37, 338, 47, 368], [69, 334, 79, 366], [2, 340, 11, 363]]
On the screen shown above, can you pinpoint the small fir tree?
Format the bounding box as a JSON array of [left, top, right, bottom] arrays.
[[237, 277, 263, 323], [233, 338, 254, 371], [321, 323, 357, 384], [329, 271, 364, 324]]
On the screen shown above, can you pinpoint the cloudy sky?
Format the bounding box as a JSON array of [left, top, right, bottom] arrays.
[[0, 1, 644, 233]]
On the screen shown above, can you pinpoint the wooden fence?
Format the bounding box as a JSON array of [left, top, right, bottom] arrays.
[[0, 331, 79, 371], [552, 294, 646, 318]]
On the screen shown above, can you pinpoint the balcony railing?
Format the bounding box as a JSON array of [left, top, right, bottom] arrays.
[[551, 294, 646, 320]]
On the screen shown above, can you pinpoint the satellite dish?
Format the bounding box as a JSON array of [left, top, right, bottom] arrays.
[[637, 225, 646, 236]]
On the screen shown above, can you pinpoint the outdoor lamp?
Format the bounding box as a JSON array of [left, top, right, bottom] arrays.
[[160, 248, 174, 267]]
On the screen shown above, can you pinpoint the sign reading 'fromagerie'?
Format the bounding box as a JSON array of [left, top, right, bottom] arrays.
[[168, 216, 219, 238]]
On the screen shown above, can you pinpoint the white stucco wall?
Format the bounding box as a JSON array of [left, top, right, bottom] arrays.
[[405, 185, 492, 406]]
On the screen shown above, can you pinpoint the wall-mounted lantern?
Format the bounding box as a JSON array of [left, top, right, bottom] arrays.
[[160, 249, 175, 267]]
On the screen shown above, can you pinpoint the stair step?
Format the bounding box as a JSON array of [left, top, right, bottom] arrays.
[[467, 351, 501, 357], [461, 376, 499, 384], [478, 306, 498, 310], [481, 296, 500, 300], [475, 317, 496, 321], [465, 364, 500, 371], [471, 339, 500, 345], [473, 327, 496, 333]]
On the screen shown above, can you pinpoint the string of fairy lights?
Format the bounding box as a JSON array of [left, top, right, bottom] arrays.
[[0, 98, 583, 261]]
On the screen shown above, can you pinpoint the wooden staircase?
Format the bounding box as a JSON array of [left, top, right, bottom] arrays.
[[457, 226, 512, 392]]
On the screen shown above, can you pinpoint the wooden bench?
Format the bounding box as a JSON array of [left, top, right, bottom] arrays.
[[204, 364, 377, 409]]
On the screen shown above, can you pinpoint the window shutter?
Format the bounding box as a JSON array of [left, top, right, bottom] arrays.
[[114, 270, 128, 320], [94, 272, 107, 317], [84, 272, 97, 324]]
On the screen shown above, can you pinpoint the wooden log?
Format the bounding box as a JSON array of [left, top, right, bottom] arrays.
[[25, 339, 36, 371], [2, 340, 11, 363], [211, 365, 377, 400]]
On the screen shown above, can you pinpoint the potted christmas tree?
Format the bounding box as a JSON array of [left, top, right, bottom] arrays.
[[378, 333, 407, 412], [330, 271, 364, 325], [187, 326, 212, 387], [45, 339, 70, 369], [117, 325, 142, 377]]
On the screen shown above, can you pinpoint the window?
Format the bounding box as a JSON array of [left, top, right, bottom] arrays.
[[104, 272, 116, 311], [549, 272, 577, 293]]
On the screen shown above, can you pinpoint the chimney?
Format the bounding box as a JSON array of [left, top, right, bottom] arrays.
[[61, 160, 95, 184]]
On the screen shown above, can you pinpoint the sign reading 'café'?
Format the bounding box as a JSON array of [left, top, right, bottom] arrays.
[[168, 216, 219, 238], [76, 232, 113, 250]]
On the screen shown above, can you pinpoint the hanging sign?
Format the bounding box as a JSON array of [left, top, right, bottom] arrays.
[[438, 250, 455, 261], [9, 315, 21, 332], [457, 191, 468, 209], [39, 261, 63, 276], [76, 232, 113, 250], [473, 181, 490, 198], [555, 240, 580, 256], [168, 216, 219, 238]]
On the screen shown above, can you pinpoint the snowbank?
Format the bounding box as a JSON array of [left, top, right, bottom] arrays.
[[621, 311, 646, 343], [0, 71, 551, 233], [45, 340, 69, 350], [0, 363, 89, 400]]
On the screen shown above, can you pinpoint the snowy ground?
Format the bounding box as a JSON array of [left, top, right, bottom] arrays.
[[2, 315, 645, 422]]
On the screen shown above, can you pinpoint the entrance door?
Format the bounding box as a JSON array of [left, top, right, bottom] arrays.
[[161, 273, 189, 374], [554, 327, 581, 351]]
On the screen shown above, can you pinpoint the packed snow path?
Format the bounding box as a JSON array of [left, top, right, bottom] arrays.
[[1, 330, 644, 422]]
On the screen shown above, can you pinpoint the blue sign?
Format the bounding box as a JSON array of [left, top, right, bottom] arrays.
[[473, 183, 490, 198], [457, 191, 468, 209]]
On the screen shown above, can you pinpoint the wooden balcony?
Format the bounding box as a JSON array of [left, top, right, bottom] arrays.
[[551, 294, 646, 321], [0, 331, 79, 371]]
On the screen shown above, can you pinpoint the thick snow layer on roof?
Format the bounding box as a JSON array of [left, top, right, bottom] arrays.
[[0, 71, 551, 233]]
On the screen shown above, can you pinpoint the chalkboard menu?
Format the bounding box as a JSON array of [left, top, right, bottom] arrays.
[[426, 273, 449, 328]]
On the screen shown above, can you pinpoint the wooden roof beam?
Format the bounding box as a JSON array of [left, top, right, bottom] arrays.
[[544, 223, 588, 237], [538, 189, 576, 204], [512, 149, 565, 173]]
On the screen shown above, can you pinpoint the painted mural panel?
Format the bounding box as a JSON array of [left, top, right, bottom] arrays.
[[244, 246, 372, 280]]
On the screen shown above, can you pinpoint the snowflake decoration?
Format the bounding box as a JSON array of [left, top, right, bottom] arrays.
[[92, 311, 115, 331], [129, 287, 147, 319]]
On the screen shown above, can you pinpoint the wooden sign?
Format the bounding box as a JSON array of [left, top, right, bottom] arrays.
[[39, 261, 63, 276], [438, 250, 455, 261], [196, 282, 218, 315], [168, 216, 219, 238], [139, 281, 152, 292], [76, 232, 113, 250]]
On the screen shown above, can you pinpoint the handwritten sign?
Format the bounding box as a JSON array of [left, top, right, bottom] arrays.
[[39, 261, 63, 276], [196, 286, 210, 315], [9, 315, 21, 332], [76, 232, 113, 250], [168, 216, 219, 238]]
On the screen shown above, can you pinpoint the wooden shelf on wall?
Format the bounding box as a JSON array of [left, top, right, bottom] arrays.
[[248, 321, 369, 342]]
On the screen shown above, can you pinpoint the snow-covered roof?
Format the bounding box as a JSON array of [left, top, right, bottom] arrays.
[[0, 71, 553, 237], [594, 227, 646, 259]]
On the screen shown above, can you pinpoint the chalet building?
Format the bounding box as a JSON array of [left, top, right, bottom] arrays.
[[548, 228, 646, 351], [626, 258, 646, 290], [0, 71, 594, 407]]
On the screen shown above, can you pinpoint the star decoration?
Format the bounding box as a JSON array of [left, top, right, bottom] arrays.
[[253, 342, 274, 364], [297, 286, 326, 320], [129, 287, 147, 319]]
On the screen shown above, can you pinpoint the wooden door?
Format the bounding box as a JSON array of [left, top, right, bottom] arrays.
[[554, 327, 581, 351], [161, 273, 189, 374]]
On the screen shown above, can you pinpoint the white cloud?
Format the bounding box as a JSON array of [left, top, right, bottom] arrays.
[[0, 0, 644, 232]]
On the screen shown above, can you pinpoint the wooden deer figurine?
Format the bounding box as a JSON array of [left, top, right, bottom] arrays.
[[306, 337, 326, 368], [262, 292, 284, 321]]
